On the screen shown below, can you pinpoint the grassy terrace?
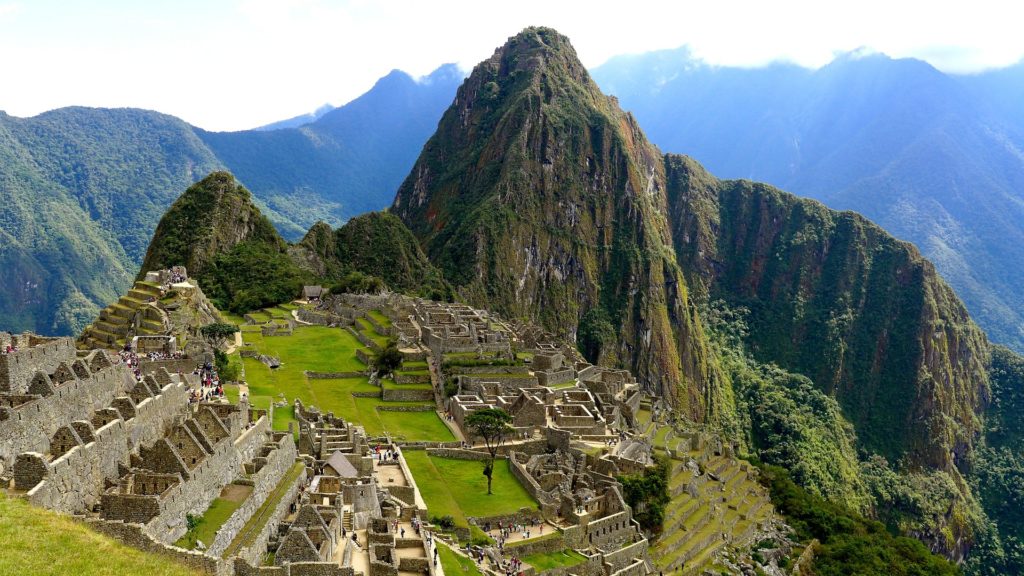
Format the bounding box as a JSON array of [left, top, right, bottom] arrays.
[[522, 549, 587, 570], [367, 309, 392, 327], [403, 452, 537, 528], [175, 485, 252, 550], [0, 492, 201, 576], [356, 318, 390, 347], [224, 462, 305, 558], [240, 322, 453, 442], [438, 542, 484, 576]]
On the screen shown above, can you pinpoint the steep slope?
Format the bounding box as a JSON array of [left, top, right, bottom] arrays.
[[393, 27, 723, 418], [138, 171, 285, 278], [0, 493, 201, 576], [0, 108, 222, 336], [593, 50, 1024, 353], [292, 212, 451, 299], [0, 66, 461, 337], [198, 64, 464, 236], [137, 172, 308, 315], [664, 155, 990, 470]]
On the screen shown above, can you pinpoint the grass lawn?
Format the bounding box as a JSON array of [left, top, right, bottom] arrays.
[[437, 542, 484, 576], [0, 492, 202, 576], [402, 360, 429, 370], [404, 452, 536, 527], [522, 549, 587, 570], [367, 310, 392, 327], [240, 325, 452, 442], [220, 311, 247, 326], [175, 485, 251, 549]]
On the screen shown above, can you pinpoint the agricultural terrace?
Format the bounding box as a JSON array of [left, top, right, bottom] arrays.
[[235, 310, 454, 442]]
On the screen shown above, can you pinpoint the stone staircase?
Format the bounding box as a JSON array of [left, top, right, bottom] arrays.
[[79, 281, 165, 350]]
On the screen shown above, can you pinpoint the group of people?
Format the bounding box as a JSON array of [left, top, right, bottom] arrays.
[[2, 343, 17, 355], [486, 518, 543, 550], [373, 444, 400, 463], [191, 361, 225, 403]]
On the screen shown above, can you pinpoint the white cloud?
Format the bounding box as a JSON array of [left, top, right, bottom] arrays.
[[0, 0, 1022, 130]]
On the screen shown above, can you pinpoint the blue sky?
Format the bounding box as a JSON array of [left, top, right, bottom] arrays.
[[2, 0, 1021, 131]]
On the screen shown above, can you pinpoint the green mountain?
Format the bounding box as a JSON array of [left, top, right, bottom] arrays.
[[665, 156, 989, 470], [392, 27, 724, 419], [292, 212, 450, 300], [392, 27, 1007, 568], [138, 171, 285, 278], [0, 107, 222, 335], [0, 66, 462, 337], [130, 173, 445, 316], [591, 49, 1024, 354]]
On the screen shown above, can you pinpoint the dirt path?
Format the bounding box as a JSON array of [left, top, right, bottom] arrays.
[[224, 331, 243, 354]]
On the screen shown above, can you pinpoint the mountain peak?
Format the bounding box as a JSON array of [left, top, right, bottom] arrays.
[[137, 171, 284, 279], [392, 27, 719, 416]]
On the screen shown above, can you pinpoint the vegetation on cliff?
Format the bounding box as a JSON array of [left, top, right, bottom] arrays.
[[392, 27, 722, 419], [760, 466, 961, 576], [293, 212, 451, 300]]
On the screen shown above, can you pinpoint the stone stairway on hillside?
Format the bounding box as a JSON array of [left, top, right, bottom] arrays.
[[635, 402, 774, 575], [79, 280, 166, 350]]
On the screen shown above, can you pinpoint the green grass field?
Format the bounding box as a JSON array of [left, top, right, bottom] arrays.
[[437, 542, 484, 576], [403, 452, 536, 527], [240, 324, 452, 442], [522, 549, 587, 570], [0, 493, 201, 575]]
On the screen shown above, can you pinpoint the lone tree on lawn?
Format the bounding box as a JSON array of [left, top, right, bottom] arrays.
[[465, 407, 513, 495]]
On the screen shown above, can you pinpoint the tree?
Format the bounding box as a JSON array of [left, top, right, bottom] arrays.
[[374, 339, 403, 378], [464, 408, 513, 495], [200, 322, 239, 342]]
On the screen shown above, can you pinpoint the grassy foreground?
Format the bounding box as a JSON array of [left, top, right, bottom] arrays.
[[403, 452, 537, 527], [0, 492, 200, 576]]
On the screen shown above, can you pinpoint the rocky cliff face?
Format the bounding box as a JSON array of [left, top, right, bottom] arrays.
[[392, 27, 724, 418], [138, 171, 285, 280], [393, 27, 993, 477], [664, 154, 990, 470]]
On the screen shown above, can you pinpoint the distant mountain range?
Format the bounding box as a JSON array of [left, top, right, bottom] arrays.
[[5, 44, 1024, 357], [0, 64, 463, 336], [591, 48, 1024, 351]]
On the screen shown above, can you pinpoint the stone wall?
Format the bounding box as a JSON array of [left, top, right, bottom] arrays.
[[139, 358, 199, 377], [0, 363, 136, 467], [508, 453, 558, 512], [376, 404, 435, 414], [0, 337, 73, 393], [15, 377, 190, 513], [600, 539, 648, 573], [381, 388, 433, 402], [306, 371, 365, 379], [236, 466, 308, 567], [505, 532, 565, 556], [26, 418, 130, 513], [394, 372, 430, 385], [208, 433, 298, 557], [583, 511, 633, 548], [143, 413, 268, 543], [83, 517, 232, 576]]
